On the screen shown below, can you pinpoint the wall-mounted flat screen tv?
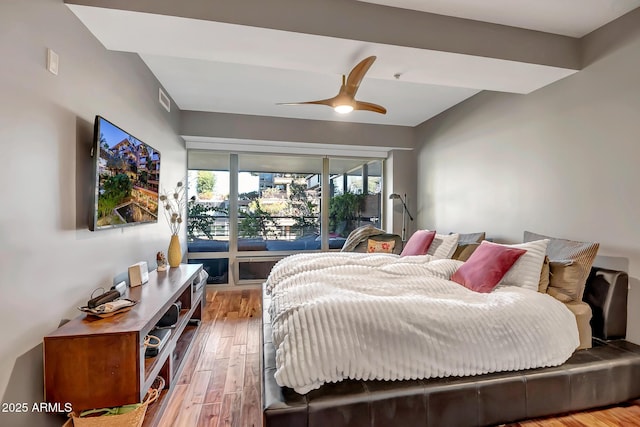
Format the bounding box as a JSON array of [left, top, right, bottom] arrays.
[[90, 116, 161, 230]]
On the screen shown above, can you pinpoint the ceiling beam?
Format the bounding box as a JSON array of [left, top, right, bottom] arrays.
[[180, 111, 415, 149], [65, 0, 581, 70]]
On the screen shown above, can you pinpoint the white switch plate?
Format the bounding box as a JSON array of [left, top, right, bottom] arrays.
[[47, 48, 59, 75]]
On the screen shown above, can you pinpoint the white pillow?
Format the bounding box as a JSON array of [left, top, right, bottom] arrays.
[[497, 239, 550, 291], [426, 233, 459, 259]]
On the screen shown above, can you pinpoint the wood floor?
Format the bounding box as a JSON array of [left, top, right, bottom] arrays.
[[509, 402, 640, 426], [159, 288, 640, 427], [157, 288, 262, 427]]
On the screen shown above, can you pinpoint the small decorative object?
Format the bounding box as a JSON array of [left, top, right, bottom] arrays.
[[160, 178, 187, 268], [156, 251, 167, 272], [167, 234, 181, 268], [128, 261, 149, 287], [113, 281, 127, 296]]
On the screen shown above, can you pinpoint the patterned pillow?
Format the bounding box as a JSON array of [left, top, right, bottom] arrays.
[[497, 239, 549, 292], [524, 231, 599, 302], [367, 239, 396, 254], [427, 233, 460, 259]]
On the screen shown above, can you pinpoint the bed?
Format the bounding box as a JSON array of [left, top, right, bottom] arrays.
[[262, 250, 639, 427]]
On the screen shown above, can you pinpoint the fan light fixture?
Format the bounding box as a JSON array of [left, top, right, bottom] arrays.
[[333, 87, 355, 113], [334, 104, 354, 114], [278, 56, 387, 115]]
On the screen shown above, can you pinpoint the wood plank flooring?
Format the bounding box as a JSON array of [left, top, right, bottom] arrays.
[[157, 289, 261, 427], [159, 288, 640, 427], [509, 402, 640, 427]]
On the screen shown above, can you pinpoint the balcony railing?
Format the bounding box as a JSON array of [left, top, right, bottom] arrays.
[[188, 215, 320, 241], [187, 214, 380, 242]]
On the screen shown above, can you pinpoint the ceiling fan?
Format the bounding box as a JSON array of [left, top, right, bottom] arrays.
[[278, 56, 387, 115]]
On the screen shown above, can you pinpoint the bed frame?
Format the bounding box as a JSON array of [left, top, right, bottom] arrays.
[[262, 267, 640, 427]]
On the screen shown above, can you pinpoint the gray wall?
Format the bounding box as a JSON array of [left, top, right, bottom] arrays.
[[182, 111, 417, 238], [414, 10, 640, 343], [384, 149, 418, 240], [181, 111, 415, 150], [0, 1, 185, 425], [0, 3, 415, 424]]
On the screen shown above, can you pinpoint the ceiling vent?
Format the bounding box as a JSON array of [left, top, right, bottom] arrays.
[[159, 87, 171, 112]]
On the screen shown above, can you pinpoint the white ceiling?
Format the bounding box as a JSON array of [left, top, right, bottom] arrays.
[[67, 1, 640, 127], [359, 0, 640, 37]]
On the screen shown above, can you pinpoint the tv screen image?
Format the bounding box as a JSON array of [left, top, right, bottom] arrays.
[[91, 116, 161, 230]]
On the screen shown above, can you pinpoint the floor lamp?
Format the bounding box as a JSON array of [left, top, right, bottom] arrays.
[[389, 193, 414, 241]]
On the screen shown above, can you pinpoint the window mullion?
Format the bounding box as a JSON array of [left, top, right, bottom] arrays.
[[321, 157, 329, 251], [229, 154, 239, 284]]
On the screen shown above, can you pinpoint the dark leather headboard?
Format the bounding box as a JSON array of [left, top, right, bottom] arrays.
[[584, 267, 628, 340]]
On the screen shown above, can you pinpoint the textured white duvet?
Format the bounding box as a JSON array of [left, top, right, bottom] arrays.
[[266, 252, 580, 394]]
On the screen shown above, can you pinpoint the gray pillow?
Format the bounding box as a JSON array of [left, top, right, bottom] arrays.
[[452, 232, 486, 245], [524, 231, 599, 302]]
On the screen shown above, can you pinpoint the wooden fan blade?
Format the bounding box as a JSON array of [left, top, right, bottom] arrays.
[[345, 56, 376, 97], [277, 97, 337, 107], [354, 100, 387, 114]]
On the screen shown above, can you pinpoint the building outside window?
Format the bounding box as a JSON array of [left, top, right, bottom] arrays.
[[186, 152, 383, 285]]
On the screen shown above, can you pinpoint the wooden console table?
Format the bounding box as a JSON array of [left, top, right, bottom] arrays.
[[44, 263, 203, 426]]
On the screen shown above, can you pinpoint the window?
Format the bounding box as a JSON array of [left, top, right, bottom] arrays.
[[187, 169, 230, 247], [186, 152, 383, 285], [237, 154, 322, 250], [186, 153, 230, 284], [329, 159, 383, 237]]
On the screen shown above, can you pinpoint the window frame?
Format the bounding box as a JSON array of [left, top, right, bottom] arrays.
[[186, 152, 384, 286]]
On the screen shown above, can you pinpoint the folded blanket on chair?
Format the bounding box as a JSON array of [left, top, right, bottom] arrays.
[[340, 225, 386, 252]]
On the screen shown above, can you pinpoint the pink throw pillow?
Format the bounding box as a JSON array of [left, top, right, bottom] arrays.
[[401, 230, 437, 256], [451, 242, 527, 293]]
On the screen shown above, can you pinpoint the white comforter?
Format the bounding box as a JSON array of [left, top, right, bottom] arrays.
[[266, 252, 580, 394]]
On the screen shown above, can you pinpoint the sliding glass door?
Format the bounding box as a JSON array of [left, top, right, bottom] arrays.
[[186, 152, 383, 285], [236, 154, 323, 251]]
